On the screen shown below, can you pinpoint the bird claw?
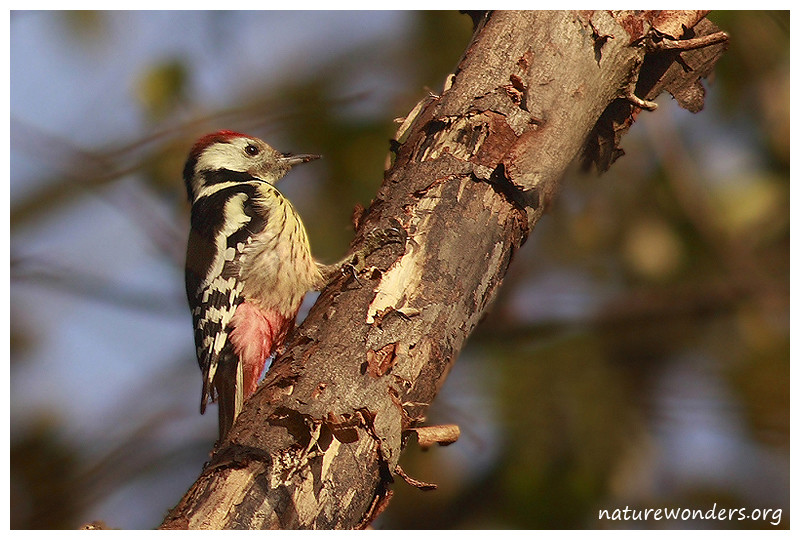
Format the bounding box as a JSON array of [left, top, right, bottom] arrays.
[[340, 221, 407, 286], [364, 220, 408, 253], [341, 262, 363, 285]]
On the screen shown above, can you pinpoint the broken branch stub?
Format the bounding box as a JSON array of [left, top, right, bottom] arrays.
[[409, 424, 461, 450]]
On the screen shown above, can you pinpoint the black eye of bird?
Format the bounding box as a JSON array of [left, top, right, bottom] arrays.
[[244, 144, 259, 156]]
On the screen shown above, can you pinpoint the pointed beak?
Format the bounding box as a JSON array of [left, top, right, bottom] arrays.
[[279, 152, 321, 166]]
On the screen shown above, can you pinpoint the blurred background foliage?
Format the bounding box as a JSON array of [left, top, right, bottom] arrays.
[[10, 11, 789, 529]]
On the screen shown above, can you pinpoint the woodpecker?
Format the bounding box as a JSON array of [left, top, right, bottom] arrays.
[[184, 130, 405, 440], [183, 130, 329, 440]]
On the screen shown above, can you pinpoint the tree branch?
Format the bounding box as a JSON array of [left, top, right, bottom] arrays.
[[161, 10, 727, 529]]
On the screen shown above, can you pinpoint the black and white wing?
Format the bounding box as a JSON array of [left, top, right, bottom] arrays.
[[185, 182, 265, 413]]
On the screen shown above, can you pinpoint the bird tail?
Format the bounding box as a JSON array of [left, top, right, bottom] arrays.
[[214, 356, 244, 440]]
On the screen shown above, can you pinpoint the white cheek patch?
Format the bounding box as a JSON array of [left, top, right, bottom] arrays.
[[196, 143, 249, 173]]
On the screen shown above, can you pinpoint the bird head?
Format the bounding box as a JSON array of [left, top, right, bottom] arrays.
[[183, 130, 320, 202]]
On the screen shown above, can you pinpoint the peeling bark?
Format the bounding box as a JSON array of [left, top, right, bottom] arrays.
[[161, 10, 726, 530]]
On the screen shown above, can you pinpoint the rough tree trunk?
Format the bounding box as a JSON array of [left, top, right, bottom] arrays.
[[161, 10, 727, 529]]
